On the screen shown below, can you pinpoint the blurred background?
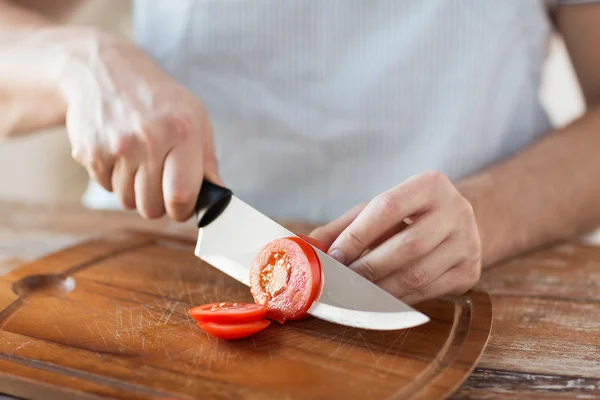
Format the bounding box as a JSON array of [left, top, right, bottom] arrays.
[[0, 0, 587, 206]]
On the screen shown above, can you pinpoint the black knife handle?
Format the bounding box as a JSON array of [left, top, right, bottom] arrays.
[[194, 179, 233, 228]]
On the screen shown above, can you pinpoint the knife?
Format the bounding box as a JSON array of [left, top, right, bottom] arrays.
[[193, 179, 430, 330]]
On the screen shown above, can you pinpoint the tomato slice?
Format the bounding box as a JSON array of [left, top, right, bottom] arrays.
[[296, 234, 328, 253], [188, 302, 268, 324], [249, 237, 323, 324], [197, 319, 271, 340]]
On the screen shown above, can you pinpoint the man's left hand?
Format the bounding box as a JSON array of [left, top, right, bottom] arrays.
[[309, 171, 482, 305]]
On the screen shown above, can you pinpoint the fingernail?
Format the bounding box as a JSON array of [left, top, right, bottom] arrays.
[[328, 248, 345, 264]]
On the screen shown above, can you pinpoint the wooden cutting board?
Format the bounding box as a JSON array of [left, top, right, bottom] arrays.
[[0, 230, 492, 400]]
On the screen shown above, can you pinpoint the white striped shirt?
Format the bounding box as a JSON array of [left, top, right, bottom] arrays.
[[83, 0, 598, 222]]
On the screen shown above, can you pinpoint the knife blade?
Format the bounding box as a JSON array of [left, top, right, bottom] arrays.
[[193, 180, 430, 331]]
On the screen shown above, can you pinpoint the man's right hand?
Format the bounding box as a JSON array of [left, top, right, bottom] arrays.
[[58, 28, 222, 221]]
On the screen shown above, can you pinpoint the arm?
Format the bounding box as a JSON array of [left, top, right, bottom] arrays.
[[0, 0, 84, 136], [458, 2, 600, 267], [0, 0, 222, 222], [0, 0, 83, 26], [308, 2, 600, 305]]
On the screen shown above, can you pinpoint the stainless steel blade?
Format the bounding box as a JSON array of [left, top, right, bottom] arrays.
[[194, 196, 430, 330]]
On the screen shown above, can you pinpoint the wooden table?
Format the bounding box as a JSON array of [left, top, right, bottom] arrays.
[[0, 200, 598, 399]]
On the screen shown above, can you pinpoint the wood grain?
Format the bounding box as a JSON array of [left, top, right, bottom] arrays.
[[453, 368, 600, 399], [0, 200, 599, 398], [0, 230, 492, 400], [458, 243, 600, 399]]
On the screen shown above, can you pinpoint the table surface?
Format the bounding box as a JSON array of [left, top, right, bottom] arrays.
[[0, 200, 599, 399]]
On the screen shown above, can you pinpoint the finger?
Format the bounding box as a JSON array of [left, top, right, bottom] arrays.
[[308, 203, 367, 251], [369, 219, 410, 250], [162, 110, 222, 221], [112, 156, 139, 210], [311, 214, 407, 260], [162, 142, 204, 222], [135, 157, 166, 220], [348, 212, 451, 281], [399, 261, 481, 305], [328, 175, 437, 265], [200, 116, 224, 186], [162, 145, 200, 221], [69, 131, 115, 192], [375, 236, 463, 298], [65, 99, 113, 190], [111, 133, 145, 210], [85, 149, 115, 192]]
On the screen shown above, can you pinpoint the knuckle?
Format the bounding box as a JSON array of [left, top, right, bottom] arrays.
[[343, 229, 366, 248], [166, 112, 194, 143], [113, 135, 135, 157], [421, 170, 450, 186], [402, 266, 428, 291], [372, 193, 398, 219], [403, 233, 428, 257], [353, 259, 378, 282], [71, 148, 85, 163], [456, 197, 475, 217]]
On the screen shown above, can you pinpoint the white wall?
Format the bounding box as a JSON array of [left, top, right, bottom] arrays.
[[0, 4, 586, 205]]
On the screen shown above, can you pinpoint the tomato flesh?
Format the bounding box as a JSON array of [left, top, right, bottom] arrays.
[[197, 319, 271, 340], [188, 302, 268, 324], [250, 237, 322, 324], [296, 234, 328, 253]]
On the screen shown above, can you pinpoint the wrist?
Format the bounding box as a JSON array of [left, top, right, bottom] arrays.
[[457, 173, 504, 268], [49, 26, 113, 97], [0, 26, 108, 135]]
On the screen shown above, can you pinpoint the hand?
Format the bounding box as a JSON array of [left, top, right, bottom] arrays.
[[309, 171, 482, 305], [59, 29, 221, 221]]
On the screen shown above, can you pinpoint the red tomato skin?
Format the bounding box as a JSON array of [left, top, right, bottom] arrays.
[[266, 309, 310, 324], [188, 302, 268, 324], [197, 319, 271, 340], [249, 237, 322, 324], [296, 234, 328, 253]]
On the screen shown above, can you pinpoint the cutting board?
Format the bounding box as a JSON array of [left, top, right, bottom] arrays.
[[0, 230, 492, 400]]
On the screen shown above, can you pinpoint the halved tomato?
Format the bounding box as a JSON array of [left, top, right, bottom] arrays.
[[296, 234, 328, 253], [188, 302, 268, 324], [249, 236, 323, 324], [197, 319, 271, 340]]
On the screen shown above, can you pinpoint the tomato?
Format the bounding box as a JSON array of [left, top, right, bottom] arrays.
[[249, 237, 323, 324], [197, 319, 271, 340], [188, 302, 268, 324], [296, 234, 328, 253]]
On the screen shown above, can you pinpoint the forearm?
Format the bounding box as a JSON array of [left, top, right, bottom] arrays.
[[0, 0, 83, 136], [0, 0, 83, 27], [458, 106, 600, 267]]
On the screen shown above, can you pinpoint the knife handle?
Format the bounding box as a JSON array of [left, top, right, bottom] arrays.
[[194, 179, 233, 228]]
